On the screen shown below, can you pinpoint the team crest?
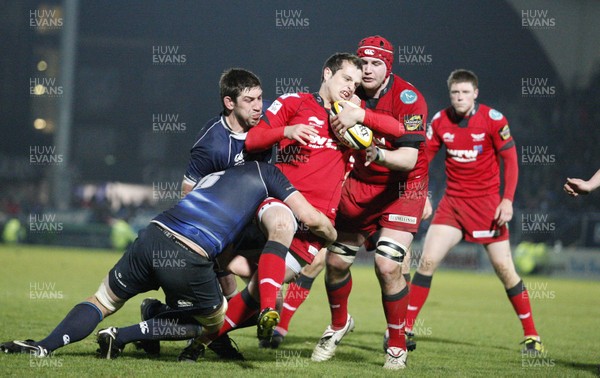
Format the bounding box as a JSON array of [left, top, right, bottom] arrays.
[[489, 109, 503, 120], [471, 133, 485, 142], [400, 89, 418, 104]]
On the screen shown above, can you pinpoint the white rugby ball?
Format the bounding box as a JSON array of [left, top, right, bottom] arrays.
[[330, 100, 373, 150]]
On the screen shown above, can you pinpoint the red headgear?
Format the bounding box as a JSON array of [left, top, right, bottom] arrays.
[[357, 35, 394, 78]]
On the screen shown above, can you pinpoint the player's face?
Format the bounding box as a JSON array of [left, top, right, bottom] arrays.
[[232, 86, 263, 128], [360, 57, 387, 93], [449, 82, 478, 116], [323, 61, 362, 105]]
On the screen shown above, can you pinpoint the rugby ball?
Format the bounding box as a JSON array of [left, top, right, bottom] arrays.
[[330, 100, 373, 150]]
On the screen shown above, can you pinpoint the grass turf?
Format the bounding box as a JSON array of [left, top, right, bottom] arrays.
[[1, 244, 599, 377]]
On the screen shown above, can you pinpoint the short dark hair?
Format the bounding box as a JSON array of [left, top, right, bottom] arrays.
[[321, 53, 363, 82], [219, 68, 261, 113], [447, 69, 478, 90]]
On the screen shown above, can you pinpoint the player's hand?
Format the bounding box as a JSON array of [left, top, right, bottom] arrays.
[[422, 196, 433, 220], [494, 198, 513, 227], [563, 178, 591, 197], [283, 124, 318, 145], [330, 106, 365, 135], [364, 144, 379, 167]]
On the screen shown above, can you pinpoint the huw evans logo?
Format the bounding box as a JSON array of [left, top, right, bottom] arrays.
[[152, 45, 187, 65], [521, 9, 556, 29], [398, 45, 432, 65], [275, 10, 309, 29]]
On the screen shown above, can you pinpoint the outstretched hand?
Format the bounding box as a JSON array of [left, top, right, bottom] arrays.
[[564, 177, 592, 197]]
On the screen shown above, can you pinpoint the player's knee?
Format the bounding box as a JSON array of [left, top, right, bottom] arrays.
[[328, 241, 359, 265], [193, 299, 228, 335], [94, 279, 125, 315], [257, 200, 297, 243], [376, 237, 407, 264], [302, 249, 326, 274]]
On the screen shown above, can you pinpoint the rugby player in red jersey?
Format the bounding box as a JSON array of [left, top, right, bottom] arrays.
[[406, 69, 544, 354], [309, 35, 428, 370], [179, 53, 364, 354]]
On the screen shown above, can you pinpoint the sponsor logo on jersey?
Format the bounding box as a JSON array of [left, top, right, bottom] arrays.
[[177, 300, 193, 308], [308, 135, 338, 150], [388, 214, 417, 224], [400, 89, 418, 104], [447, 148, 478, 162], [474, 145, 483, 154], [442, 132, 455, 143], [489, 109, 504, 121], [499, 124, 511, 140], [471, 133, 485, 142], [403, 114, 424, 131], [268, 100, 283, 115], [308, 116, 325, 127]]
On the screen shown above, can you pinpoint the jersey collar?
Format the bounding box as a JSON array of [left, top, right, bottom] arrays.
[[451, 103, 479, 128], [220, 115, 248, 140], [358, 75, 394, 109]]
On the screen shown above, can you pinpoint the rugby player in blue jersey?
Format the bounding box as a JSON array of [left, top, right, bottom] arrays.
[[0, 162, 337, 359]]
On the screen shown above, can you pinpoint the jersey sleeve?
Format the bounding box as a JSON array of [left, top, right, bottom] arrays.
[[395, 90, 428, 148], [363, 109, 404, 138], [246, 94, 302, 152], [487, 108, 517, 200], [424, 111, 443, 162], [184, 132, 221, 184], [259, 163, 297, 201], [488, 108, 515, 152]]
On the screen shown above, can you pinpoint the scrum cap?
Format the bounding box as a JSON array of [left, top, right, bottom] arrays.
[[357, 35, 394, 78]]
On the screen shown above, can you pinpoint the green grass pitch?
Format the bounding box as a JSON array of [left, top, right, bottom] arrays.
[[1, 244, 599, 377]]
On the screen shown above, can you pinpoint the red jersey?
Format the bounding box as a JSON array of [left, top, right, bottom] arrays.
[[426, 103, 516, 198], [246, 92, 349, 218], [352, 74, 429, 185]]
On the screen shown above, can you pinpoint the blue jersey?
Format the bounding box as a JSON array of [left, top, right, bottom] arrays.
[[153, 162, 296, 259], [183, 115, 271, 186]]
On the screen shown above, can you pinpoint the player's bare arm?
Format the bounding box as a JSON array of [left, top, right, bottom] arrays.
[[364, 143, 418, 171], [285, 191, 337, 246]]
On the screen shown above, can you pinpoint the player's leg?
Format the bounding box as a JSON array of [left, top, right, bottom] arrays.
[[405, 224, 462, 334], [102, 238, 225, 360], [402, 246, 412, 289], [273, 247, 326, 347], [485, 240, 543, 353], [0, 232, 159, 358], [373, 228, 413, 369], [0, 276, 124, 357], [311, 232, 363, 362], [254, 199, 297, 341]]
